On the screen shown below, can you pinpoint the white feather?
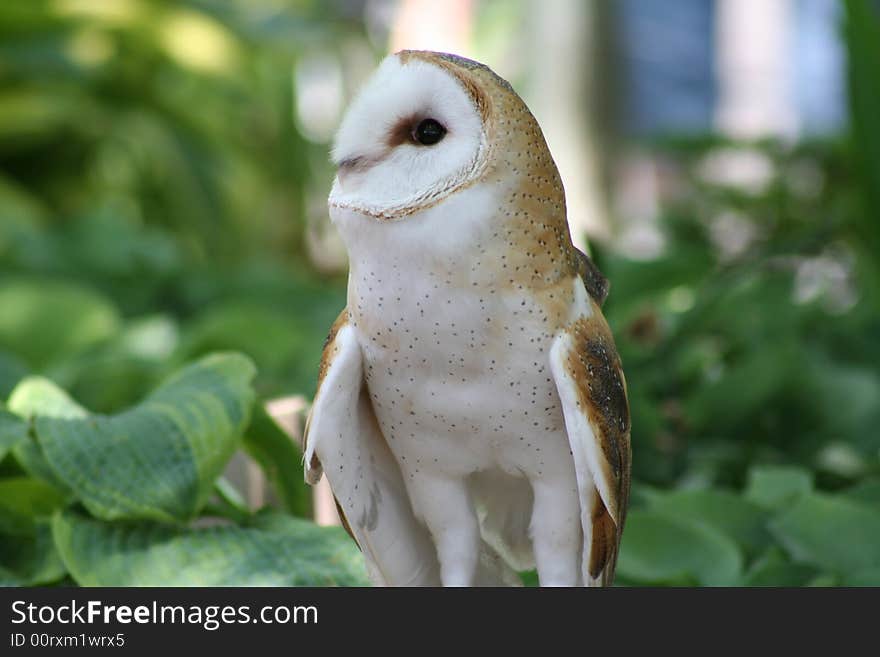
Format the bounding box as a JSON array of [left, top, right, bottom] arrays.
[[329, 54, 488, 218], [306, 324, 440, 586]]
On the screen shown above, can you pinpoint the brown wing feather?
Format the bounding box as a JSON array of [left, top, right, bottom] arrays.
[[564, 302, 631, 583], [574, 248, 609, 307], [589, 498, 617, 583]]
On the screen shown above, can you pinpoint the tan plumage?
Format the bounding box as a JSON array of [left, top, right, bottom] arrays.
[[304, 51, 630, 586]]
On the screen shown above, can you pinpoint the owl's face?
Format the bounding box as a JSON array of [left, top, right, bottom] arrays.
[[329, 52, 492, 221]]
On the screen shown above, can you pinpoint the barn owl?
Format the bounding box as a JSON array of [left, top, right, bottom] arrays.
[[304, 51, 630, 587]]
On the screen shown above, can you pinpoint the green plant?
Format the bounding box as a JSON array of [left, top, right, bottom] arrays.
[[614, 469, 880, 585], [0, 352, 367, 587]]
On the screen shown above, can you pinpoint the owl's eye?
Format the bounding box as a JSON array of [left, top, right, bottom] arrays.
[[413, 118, 446, 145]]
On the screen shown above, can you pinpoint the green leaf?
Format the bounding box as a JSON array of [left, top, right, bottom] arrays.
[[242, 403, 311, 517], [34, 353, 256, 522], [842, 477, 880, 505], [8, 376, 89, 419], [743, 547, 819, 587], [0, 521, 67, 586], [0, 407, 28, 462], [0, 278, 120, 370], [0, 476, 69, 535], [684, 343, 797, 434], [11, 441, 71, 493], [745, 465, 813, 510], [7, 376, 86, 491], [806, 573, 840, 587], [649, 489, 770, 555], [617, 509, 743, 586], [210, 476, 252, 523], [842, 567, 880, 586], [769, 493, 880, 575], [802, 359, 880, 454], [53, 510, 369, 586]]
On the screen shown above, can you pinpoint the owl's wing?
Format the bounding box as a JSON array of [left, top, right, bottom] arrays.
[[574, 247, 609, 306], [303, 310, 440, 586], [549, 284, 631, 586]]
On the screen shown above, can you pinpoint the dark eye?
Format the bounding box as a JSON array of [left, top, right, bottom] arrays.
[[413, 118, 446, 145]]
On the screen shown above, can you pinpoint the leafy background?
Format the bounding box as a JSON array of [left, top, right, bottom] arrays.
[[1, 0, 878, 586]]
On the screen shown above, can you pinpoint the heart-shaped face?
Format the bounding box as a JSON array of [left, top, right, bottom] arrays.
[[328, 51, 490, 221]]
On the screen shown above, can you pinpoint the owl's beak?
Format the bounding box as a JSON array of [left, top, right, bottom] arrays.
[[334, 158, 359, 188], [337, 155, 365, 172]]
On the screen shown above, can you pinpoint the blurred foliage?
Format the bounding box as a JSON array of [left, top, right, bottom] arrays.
[[0, 0, 354, 409], [1, 0, 879, 587], [0, 0, 368, 587], [595, 0, 880, 586]]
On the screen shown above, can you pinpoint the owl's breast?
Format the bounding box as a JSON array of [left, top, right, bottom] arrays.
[[347, 252, 574, 476]]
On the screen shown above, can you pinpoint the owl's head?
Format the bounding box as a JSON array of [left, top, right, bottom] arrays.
[[329, 50, 540, 222]]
